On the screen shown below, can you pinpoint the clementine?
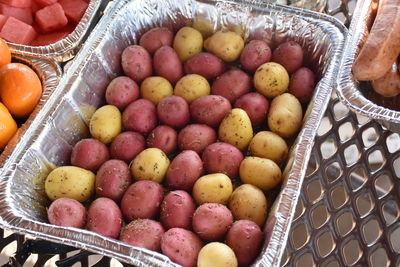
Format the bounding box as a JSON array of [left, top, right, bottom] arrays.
[[0, 102, 17, 150], [0, 63, 42, 118], [0, 38, 11, 67]]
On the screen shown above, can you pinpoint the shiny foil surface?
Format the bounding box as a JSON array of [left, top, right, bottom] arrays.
[[0, 0, 347, 266]]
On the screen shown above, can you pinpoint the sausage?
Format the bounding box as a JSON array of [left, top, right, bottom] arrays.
[[353, 0, 400, 81], [371, 62, 400, 97]]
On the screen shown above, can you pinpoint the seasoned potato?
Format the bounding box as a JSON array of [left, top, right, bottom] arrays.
[[272, 41, 303, 74], [157, 95, 190, 129], [204, 30, 244, 62], [121, 45, 152, 82], [192, 173, 232, 205], [45, 166, 95, 202], [234, 93, 269, 126], [131, 148, 170, 183], [178, 124, 217, 154], [86, 197, 122, 239], [211, 69, 251, 104], [47, 198, 86, 228], [110, 131, 146, 163], [120, 219, 164, 252], [89, 105, 122, 144], [268, 93, 303, 138], [288, 67, 316, 104], [240, 40, 271, 73], [228, 184, 268, 227], [146, 125, 178, 155], [140, 76, 173, 104], [166, 150, 204, 191], [174, 74, 210, 104], [249, 131, 288, 164], [198, 242, 238, 267], [120, 180, 164, 221], [70, 138, 109, 172], [239, 157, 282, 191], [254, 62, 289, 98], [139, 27, 174, 55], [105, 76, 139, 109], [192, 203, 233, 241], [190, 95, 232, 128], [218, 108, 253, 151], [184, 52, 225, 80], [226, 220, 263, 266], [160, 190, 196, 230], [95, 159, 131, 202], [161, 228, 203, 267], [122, 99, 157, 135], [153, 46, 183, 85], [173, 26, 203, 62]]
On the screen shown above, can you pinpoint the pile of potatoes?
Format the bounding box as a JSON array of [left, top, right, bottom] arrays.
[[44, 25, 316, 267]]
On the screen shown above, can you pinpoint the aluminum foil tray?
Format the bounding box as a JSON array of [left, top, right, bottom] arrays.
[[337, 0, 400, 133], [7, 0, 108, 62], [0, 55, 61, 170], [0, 0, 347, 266]]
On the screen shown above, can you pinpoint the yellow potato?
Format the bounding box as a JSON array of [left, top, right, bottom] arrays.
[[45, 166, 95, 202], [192, 173, 232, 205], [198, 242, 238, 267], [89, 105, 121, 144], [204, 30, 244, 62], [131, 148, 170, 183], [229, 184, 268, 227], [192, 16, 214, 38], [140, 76, 173, 104], [218, 108, 253, 150], [254, 62, 289, 98], [173, 26, 203, 62], [268, 93, 303, 138], [239, 157, 282, 191], [249, 131, 288, 164], [174, 74, 210, 103]]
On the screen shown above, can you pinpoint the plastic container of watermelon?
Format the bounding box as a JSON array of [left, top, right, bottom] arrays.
[[1, 0, 109, 62]]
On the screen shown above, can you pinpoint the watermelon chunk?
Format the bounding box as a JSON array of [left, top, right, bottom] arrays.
[[0, 16, 36, 44], [34, 0, 57, 7], [0, 0, 31, 8], [31, 24, 73, 45], [0, 3, 32, 24], [35, 3, 67, 33], [0, 14, 7, 29], [30, 1, 40, 12], [58, 0, 87, 24]]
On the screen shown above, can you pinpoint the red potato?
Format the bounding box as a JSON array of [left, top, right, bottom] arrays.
[[146, 125, 178, 155], [183, 52, 225, 80], [178, 124, 217, 154], [95, 160, 131, 202], [120, 180, 164, 221], [160, 190, 195, 230], [47, 198, 86, 228], [153, 45, 183, 85], [122, 99, 158, 134], [139, 27, 174, 55], [109, 131, 145, 163], [120, 219, 164, 252], [211, 69, 251, 103], [234, 93, 269, 126], [157, 95, 190, 129], [70, 138, 109, 172], [202, 142, 244, 179], [86, 197, 122, 239], [105, 76, 139, 109], [240, 40, 272, 73], [121, 45, 152, 82], [192, 203, 233, 241], [288, 67, 316, 104], [166, 150, 203, 191], [226, 220, 264, 266], [272, 41, 303, 74], [161, 228, 203, 267], [190, 95, 232, 128]]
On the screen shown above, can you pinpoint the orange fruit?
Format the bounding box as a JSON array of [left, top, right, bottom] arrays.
[[0, 38, 11, 67], [0, 63, 42, 118], [0, 102, 17, 150]]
